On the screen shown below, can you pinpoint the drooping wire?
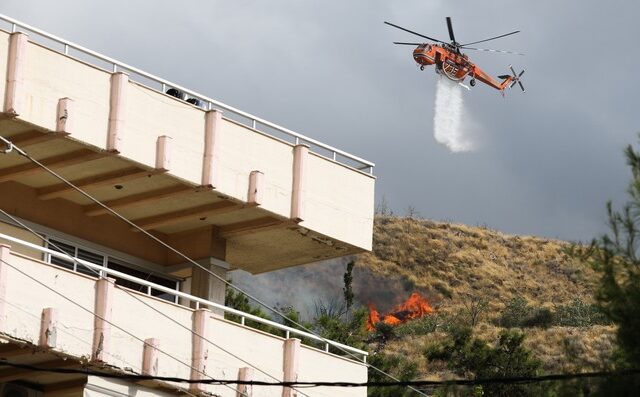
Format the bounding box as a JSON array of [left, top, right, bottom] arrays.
[[1, 359, 639, 388], [0, 209, 309, 397], [0, 255, 243, 397], [1, 137, 425, 396]]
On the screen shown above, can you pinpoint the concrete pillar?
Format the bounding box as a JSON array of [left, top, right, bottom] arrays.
[[190, 227, 229, 315], [283, 338, 301, 397], [92, 277, 115, 362]]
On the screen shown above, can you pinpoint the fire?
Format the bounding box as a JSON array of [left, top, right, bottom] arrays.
[[366, 292, 434, 331]]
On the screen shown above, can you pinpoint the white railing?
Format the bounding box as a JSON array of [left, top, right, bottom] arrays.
[[0, 13, 375, 175], [0, 232, 368, 362]]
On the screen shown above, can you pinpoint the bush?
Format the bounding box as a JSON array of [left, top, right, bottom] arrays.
[[395, 314, 439, 336], [426, 326, 547, 397], [554, 298, 610, 327], [368, 352, 419, 397], [499, 297, 531, 328]]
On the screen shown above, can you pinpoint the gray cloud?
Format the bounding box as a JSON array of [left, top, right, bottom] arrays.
[[2, 0, 638, 241]]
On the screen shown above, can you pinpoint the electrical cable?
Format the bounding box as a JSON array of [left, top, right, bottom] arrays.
[[0, 137, 425, 396], [1, 359, 638, 388], [0, 209, 305, 397], [0, 255, 236, 397]]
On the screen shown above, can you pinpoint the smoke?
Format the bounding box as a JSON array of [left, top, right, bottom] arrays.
[[433, 76, 476, 152]]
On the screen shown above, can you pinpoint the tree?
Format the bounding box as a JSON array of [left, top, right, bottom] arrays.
[[425, 327, 545, 397], [576, 140, 640, 394]]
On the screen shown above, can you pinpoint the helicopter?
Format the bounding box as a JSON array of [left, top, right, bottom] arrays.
[[385, 17, 525, 93]]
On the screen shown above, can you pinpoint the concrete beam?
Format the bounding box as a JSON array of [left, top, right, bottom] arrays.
[[131, 200, 243, 231], [0, 149, 102, 182], [37, 167, 151, 200], [220, 216, 289, 239], [84, 185, 193, 216]]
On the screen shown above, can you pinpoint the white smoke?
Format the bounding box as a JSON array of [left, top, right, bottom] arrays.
[[433, 76, 476, 152]]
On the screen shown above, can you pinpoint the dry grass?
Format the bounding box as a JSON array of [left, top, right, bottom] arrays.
[[357, 216, 598, 312], [358, 216, 613, 377]]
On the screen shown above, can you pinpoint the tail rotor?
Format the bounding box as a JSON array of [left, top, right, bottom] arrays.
[[508, 65, 525, 92]]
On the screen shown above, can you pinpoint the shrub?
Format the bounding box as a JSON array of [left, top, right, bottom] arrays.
[[499, 297, 531, 328], [554, 298, 610, 327]]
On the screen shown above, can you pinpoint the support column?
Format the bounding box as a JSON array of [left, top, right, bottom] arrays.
[[190, 227, 228, 315], [291, 144, 309, 222], [155, 135, 172, 172], [202, 110, 222, 188], [92, 277, 115, 362], [39, 307, 58, 349], [56, 97, 73, 135], [237, 367, 254, 397], [107, 72, 128, 153], [248, 170, 264, 206], [4, 32, 28, 116], [191, 258, 229, 316], [190, 308, 211, 393], [0, 244, 10, 330], [142, 338, 160, 376], [283, 338, 301, 397]]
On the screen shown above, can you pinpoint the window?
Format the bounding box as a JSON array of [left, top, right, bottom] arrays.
[[45, 238, 179, 303]]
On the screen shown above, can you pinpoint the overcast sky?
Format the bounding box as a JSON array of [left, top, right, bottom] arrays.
[[2, 1, 639, 242]]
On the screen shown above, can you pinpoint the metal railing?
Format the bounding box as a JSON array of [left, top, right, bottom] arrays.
[[0, 13, 375, 175], [0, 232, 368, 362]]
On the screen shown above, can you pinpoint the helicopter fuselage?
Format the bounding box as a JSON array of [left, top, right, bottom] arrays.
[[412, 44, 512, 90]]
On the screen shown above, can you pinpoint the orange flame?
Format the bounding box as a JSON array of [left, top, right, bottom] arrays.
[[366, 292, 434, 331]]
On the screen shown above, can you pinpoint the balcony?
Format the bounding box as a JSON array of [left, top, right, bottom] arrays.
[[0, 233, 367, 396], [0, 14, 375, 273]]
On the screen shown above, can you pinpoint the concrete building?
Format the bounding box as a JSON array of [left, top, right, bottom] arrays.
[[0, 14, 374, 397]]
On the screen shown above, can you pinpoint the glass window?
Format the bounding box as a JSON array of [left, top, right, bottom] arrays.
[[45, 237, 178, 303]]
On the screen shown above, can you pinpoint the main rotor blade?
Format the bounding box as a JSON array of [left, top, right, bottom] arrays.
[[446, 17, 456, 43], [461, 30, 520, 46], [393, 42, 424, 45], [461, 46, 525, 56], [384, 21, 446, 43]]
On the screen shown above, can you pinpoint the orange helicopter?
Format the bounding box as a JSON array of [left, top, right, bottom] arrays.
[[386, 17, 525, 93]]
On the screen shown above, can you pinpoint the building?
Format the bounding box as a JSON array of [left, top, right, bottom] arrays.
[[0, 13, 375, 397]]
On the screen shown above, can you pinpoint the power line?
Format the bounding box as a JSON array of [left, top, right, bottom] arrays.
[[0, 137, 424, 395], [0, 209, 307, 397], [0, 256, 233, 397], [1, 359, 638, 388]]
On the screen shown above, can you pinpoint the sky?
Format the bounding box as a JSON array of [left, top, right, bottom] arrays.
[[2, 1, 639, 242]]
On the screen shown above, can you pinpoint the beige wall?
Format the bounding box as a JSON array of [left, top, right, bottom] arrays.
[[1, 33, 375, 252], [22, 42, 111, 149], [216, 121, 294, 218], [303, 154, 375, 251], [123, 83, 204, 183], [0, 252, 367, 397], [2, 253, 96, 359], [299, 346, 368, 397], [109, 287, 194, 379]]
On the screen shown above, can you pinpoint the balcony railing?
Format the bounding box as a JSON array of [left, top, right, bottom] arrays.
[[0, 13, 375, 175], [0, 232, 368, 362]]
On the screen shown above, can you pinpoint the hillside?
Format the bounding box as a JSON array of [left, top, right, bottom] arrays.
[[232, 216, 615, 377], [355, 216, 614, 378]]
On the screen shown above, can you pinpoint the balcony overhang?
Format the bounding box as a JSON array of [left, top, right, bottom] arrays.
[[0, 26, 375, 273]]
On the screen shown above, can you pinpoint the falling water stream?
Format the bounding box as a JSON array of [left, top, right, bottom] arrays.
[[433, 76, 475, 152]]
